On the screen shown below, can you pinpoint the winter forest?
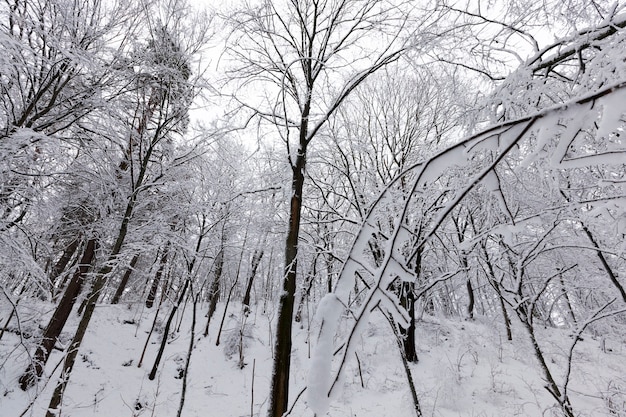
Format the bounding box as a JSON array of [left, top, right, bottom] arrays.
[[1, 0, 626, 416]]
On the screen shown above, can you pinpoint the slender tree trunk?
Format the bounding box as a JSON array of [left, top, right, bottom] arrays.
[[111, 253, 140, 304], [268, 144, 307, 417], [295, 256, 317, 324], [216, 273, 239, 346], [207, 248, 224, 323], [466, 275, 475, 320], [559, 274, 577, 325], [147, 247, 169, 308], [497, 288, 513, 341], [580, 223, 626, 302], [176, 294, 197, 417], [400, 245, 421, 362], [0, 284, 26, 342], [480, 242, 512, 341], [137, 296, 164, 368], [326, 251, 333, 294], [203, 231, 226, 337], [19, 238, 96, 390], [383, 308, 422, 417], [149, 279, 190, 380], [149, 226, 205, 378], [242, 249, 264, 313], [518, 312, 574, 417]]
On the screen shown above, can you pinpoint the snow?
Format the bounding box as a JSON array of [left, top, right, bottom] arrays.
[[1, 299, 626, 417], [595, 88, 626, 141], [307, 294, 342, 415]]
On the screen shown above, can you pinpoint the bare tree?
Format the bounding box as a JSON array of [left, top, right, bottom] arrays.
[[223, 0, 447, 414]]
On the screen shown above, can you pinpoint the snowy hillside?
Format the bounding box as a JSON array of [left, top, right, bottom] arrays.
[[2, 300, 625, 417]]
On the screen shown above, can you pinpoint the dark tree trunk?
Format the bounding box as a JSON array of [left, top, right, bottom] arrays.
[[242, 249, 264, 312], [111, 253, 140, 304], [49, 238, 80, 296], [216, 273, 239, 346], [399, 281, 418, 363], [466, 276, 475, 320], [581, 222, 626, 302], [382, 308, 422, 417], [19, 238, 96, 390], [149, 279, 190, 380], [518, 310, 574, 417], [146, 247, 169, 308], [268, 143, 306, 417], [207, 248, 224, 322], [176, 294, 197, 417], [0, 284, 27, 342]]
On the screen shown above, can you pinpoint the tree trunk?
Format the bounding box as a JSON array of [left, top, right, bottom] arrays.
[[19, 238, 96, 390], [207, 248, 224, 323], [399, 281, 418, 363], [580, 222, 626, 302], [111, 253, 140, 304], [381, 308, 422, 417], [559, 274, 577, 326], [242, 249, 264, 312], [47, 269, 107, 416], [216, 273, 239, 346], [146, 247, 169, 308], [268, 146, 306, 417], [480, 242, 512, 340], [466, 276, 475, 320], [149, 279, 190, 380], [176, 294, 197, 417], [49, 238, 80, 297], [295, 255, 317, 324], [204, 245, 224, 337], [518, 311, 574, 417]]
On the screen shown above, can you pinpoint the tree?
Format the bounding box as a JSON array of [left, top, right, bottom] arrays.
[[223, 1, 449, 413], [0, 0, 141, 389], [40, 2, 211, 410]]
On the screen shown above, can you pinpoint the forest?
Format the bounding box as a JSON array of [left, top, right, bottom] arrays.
[[1, 0, 625, 416]]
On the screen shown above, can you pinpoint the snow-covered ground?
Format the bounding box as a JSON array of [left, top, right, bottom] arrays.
[[1, 300, 625, 416]]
